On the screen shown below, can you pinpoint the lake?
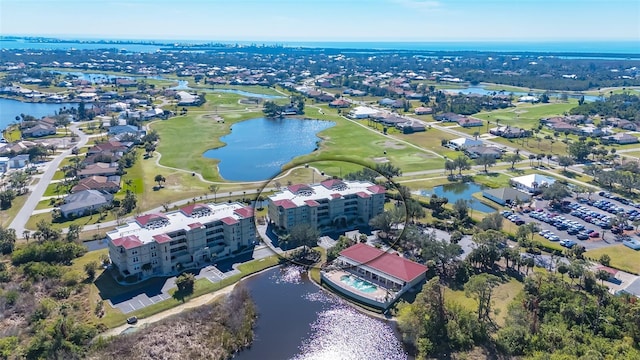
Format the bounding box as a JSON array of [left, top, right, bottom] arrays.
[[54, 71, 135, 84], [440, 84, 600, 102], [211, 88, 284, 99], [203, 117, 334, 182], [234, 266, 407, 360], [420, 182, 496, 213], [0, 98, 81, 130]]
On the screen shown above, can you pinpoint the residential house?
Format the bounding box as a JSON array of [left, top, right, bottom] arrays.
[[22, 123, 56, 138], [510, 174, 556, 194], [87, 140, 128, 156], [176, 91, 200, 106], [490, 126, 532, 138], [396, 121, 426, 134], [8, 154, 29, 169], [348, 106, 379, 119], [448, 137, 483, 150], [0, 157, 8, 173], [458, 117, 483, 128], [77, 162, 120, 178], [71, 175, 121, 193], [329, 99, 350, 108], [601, 133, 639, 145], [267, 180, 385, 234], [414, 107, 433, 115], [434, 112, 466, 123], [107, 202, 255, 280], [58, 190, 114, 218], [465, 145, 502, 159], [378, 98, 395, 107], [108, 125, 146, 137]]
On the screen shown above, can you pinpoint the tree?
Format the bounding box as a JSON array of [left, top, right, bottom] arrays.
[[0, 227, 17, 255], [557, 263, 569, 280], [208, 184, 220, 201], [144, 141, 156, 157], [84, 261, 99, 280], [154, 174, 166, 188], [503, 153, 522, 170], [175, 273, 196, 299], [445, 160, 456, 176], [66, 224, 83, 243], [541, 182, 571, 207], [477, 212, 503, 231], [598, 254, 611, 266], [0, 189, 16, 210], [369, 211, 395, 234], [475, 154, 496, 173], [454, 155, 471, 176], [121, 190, 137, 214], [287, 223, 320, 254], [465, 274, 501, 322], [567, 141, 591, 162], [453, 199, 469, 220], [557, 155, 575, 170]]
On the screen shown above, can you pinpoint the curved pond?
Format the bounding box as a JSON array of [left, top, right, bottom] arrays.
[[419, 182, 497, 213], [234, 266, 407, 360], [440, 84, 600, 102], [203, 117, 334, 182], [211, 88, 284, 99]]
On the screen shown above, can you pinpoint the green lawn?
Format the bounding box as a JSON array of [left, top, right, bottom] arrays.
[[0, 193, 28, 227], [585, 245, 640, 275], [475, 101, 578, 130]]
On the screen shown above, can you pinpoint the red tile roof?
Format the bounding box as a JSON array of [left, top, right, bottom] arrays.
[[112, 235, 143, 249], [180, 203, 209, 216], [136, 213, 168, 226], [339, 243, 428, 283], [356, 191, 371, 198], [367, 185, 386, 194], [321, 179, 345, 189], [273, 199, 297, 209], [331, 193, 342, 199], [304, 199, 320, 207], [221, 216, 239, 225], [597, 266, 618, 276], [152, 233, 172, 244], [234, 206, 254, 218], [188, 222, 204, 229]]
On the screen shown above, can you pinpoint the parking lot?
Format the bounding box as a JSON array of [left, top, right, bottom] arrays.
[[504, 192, 640, 251]]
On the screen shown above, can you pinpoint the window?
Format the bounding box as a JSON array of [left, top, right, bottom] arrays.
[[132, 257, 139, 263]]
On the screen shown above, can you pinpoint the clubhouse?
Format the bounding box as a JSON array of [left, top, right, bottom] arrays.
[[321, 243, 428, 309]]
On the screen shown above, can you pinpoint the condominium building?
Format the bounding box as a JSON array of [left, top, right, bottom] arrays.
[[267, 179, 385, 233], [107, 202, 255, 280]]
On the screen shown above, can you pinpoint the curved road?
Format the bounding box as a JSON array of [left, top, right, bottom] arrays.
[[10, 123, 90, 236]]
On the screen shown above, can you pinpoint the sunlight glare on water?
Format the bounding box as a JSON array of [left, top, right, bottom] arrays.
[[293, 293, 407, 360]]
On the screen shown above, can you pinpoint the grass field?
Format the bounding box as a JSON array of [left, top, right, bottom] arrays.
[[444, 276, 523, 327], [0, 193, 28, 227], [475, 101, 577, 130], [585, 245, 640, 275]]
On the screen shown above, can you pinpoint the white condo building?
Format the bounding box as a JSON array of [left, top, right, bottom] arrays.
[[107, 202, 255, 280], [267, 180, 386, 233]]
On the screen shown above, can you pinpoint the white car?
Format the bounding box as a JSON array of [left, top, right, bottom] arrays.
[[549, 235, 560, 241]]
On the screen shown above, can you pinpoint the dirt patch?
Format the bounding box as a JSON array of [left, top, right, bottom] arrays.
[[514, 109, 528, 114], [202, 114, 225, 123], [372, 157, 389, 163], [380, 140, 406, 149]]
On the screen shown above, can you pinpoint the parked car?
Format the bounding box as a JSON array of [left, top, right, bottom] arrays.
[[560, 239, 577, 248], [589, 232, 600, 238], [127, 316, 138, 324], [577, 233, 589, 240]]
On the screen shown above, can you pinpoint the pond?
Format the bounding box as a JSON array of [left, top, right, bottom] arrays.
[[234, 266, 408, 360], [440, 84, 600, 102], [54, 71, 135, 84], [419, 182, 496, 213], [203, 117, 334, 182], [0, 98, 82, 130], [211, 88, 284, 99]]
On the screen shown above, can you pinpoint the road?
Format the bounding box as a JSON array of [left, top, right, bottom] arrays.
[[9, 123, 89, 236]]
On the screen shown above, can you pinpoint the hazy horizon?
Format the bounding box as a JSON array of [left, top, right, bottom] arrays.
[[1, 0, 639, 43]]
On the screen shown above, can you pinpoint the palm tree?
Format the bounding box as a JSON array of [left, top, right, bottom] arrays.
[[208, 184, 220, 201]]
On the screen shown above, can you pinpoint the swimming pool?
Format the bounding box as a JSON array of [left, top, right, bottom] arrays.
[[339, 274, 378, 293]]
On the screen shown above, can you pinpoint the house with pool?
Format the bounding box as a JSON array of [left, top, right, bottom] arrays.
[[321, 243, 428, 310]]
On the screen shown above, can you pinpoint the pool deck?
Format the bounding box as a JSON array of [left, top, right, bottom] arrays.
[[322, 269, 394, 305]]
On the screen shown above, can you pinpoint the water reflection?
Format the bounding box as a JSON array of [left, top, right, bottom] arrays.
[[235, 266, 407, 360]]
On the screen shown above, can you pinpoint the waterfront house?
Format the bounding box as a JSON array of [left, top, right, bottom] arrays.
[[107, 202, 255, 280], [329, 99, 350, 108], [321, 243, 428, 309], [22, 124, 56, 138]]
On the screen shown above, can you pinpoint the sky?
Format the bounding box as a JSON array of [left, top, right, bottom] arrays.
[[1, 0, 639, 42]]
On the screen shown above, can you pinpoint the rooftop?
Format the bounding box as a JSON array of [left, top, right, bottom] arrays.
[[107, 202, 252, 246], [339, 243, 428, 283], [269, 180, 383, 208]]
